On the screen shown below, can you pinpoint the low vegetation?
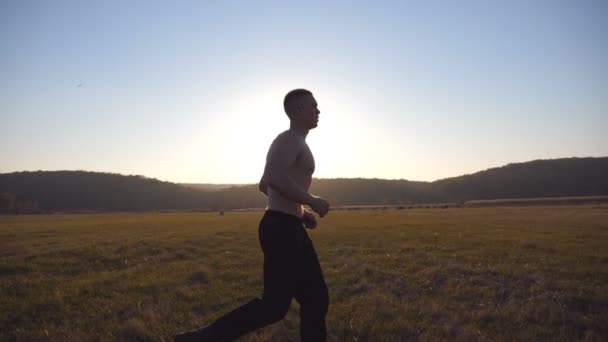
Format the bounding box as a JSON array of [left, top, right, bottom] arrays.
[[1, 205, 607, 341]]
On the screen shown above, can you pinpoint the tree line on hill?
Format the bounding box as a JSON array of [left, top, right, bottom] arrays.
[[0, 172, 211, 213], [1, 157, 607, 214]]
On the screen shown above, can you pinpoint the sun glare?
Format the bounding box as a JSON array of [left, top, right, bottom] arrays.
[[187, 88, 286, 183], [184, 80, 403, 184]]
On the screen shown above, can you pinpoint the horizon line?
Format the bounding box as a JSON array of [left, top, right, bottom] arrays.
[[1, 155, 605, 185]]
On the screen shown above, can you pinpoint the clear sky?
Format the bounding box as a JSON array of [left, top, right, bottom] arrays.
[[1, 0, 607, 184]]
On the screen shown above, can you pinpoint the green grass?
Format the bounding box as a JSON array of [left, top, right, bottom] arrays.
[[1, 205, 607, 341]]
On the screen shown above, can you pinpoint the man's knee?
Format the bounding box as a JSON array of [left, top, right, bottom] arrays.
[[263, 298, 291, 324]]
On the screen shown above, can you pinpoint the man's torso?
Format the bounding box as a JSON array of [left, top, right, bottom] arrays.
[[267, 131, 315, 217]]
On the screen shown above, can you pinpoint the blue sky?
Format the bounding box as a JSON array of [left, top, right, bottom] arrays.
[[1, 0, 606, 183]]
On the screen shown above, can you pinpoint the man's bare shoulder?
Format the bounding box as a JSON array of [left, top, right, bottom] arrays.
[[271, 130, 305, 148], [265, 130, 306, 167]]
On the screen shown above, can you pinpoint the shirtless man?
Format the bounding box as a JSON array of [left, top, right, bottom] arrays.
[[175, 89, 330, 341]]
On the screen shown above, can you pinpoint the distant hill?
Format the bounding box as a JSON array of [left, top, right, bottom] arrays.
[[429, 157, 608, 202], [268, 157, 607, 207], [0, 171, 212, 213], [1, 157, 607, 213]]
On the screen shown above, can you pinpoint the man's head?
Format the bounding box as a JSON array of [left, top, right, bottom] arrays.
[[283, 88, 320, 129]]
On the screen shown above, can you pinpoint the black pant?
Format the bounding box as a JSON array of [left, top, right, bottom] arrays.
[[203, 210, 329, 341]]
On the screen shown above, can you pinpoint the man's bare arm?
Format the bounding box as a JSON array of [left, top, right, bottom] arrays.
[[268, 171, 329, 216], [265, 171, 315, 205]]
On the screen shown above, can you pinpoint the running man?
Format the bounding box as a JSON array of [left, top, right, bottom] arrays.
[[175, 88, 330, 341]]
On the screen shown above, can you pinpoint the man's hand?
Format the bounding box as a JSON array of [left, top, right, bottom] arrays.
[[309, 196, 330, 217], [302, 210, 317, 229]]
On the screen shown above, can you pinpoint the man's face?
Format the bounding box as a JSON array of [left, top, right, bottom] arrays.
[[296, 94, 320, 129]]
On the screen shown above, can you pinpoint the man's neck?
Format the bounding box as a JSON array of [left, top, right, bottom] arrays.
[[288, 123, 309, 139]]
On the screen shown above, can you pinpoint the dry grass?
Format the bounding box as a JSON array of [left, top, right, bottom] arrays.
[[1, 205, 607, 341]]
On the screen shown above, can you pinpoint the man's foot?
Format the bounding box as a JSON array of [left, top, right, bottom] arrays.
[[174, 325, 217, 342]]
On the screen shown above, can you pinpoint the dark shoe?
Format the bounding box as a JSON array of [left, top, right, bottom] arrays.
[[174, 325, 218, 342]]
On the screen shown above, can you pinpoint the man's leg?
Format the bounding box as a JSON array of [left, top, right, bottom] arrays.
[[200, 250, 296, 340], [295, 230, 329, 342], [175, 213, 298, 341]]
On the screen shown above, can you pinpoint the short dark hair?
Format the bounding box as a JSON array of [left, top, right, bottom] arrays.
[[283, 88, 312, 117]]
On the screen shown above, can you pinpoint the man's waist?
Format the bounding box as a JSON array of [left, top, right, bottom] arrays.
[[267, 193, 303, 217], [264, 209, 303, 221], [266, 203, 303, 217]]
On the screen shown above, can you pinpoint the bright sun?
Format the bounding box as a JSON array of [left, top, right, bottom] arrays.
[[186, 83, 391, 184]]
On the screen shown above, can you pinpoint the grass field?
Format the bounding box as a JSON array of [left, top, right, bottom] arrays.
[[1, 205, 607, 341]]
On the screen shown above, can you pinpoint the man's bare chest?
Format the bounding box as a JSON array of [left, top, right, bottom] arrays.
[[294, 144, 315, 175]]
